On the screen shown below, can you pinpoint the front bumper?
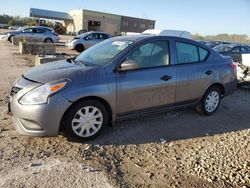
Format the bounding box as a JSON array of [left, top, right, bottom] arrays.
[[65, 42, 75, 50], [10, 92, 72, 137]]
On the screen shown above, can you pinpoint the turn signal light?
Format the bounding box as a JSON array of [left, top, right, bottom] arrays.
[[50, 83, 67, 92]]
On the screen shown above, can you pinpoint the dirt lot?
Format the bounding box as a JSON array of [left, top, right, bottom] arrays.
[[0, 37, 249, 188]]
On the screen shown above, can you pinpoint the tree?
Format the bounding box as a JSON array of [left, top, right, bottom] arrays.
[[8, 19, 14, 26], [193, 33, 250, 45]]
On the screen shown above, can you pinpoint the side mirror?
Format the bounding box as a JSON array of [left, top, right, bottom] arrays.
[[119, 60, 139, 71]]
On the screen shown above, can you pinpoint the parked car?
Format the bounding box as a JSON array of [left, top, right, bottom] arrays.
[[78, 29, 88, 35], [5, 26, 59, 43], [66, 31, 112, 52], [8, 25, 20, 30], [143, 29, 192, 39], [213, 43, 250, 63], [9, 34, 237, 140], [0, 24, 8, 29], [197, 40, 231, 48], [237, 61, 250, 86]]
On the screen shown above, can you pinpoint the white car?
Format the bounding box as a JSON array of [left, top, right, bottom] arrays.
[[66, 31, 112, 52], [7, 26, 59, 43], [8, 26, 20, 30]]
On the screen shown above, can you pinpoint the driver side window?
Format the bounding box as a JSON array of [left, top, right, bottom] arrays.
[[85, 34, 93, 40], [23, 28, 33, 33], [126, 41, 170, 69], [232, 47, 240, 53]]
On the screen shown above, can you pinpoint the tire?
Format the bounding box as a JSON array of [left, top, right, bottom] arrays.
[[75, 44, 85, 52], [196, 87, 221, 116], [44, 38, 53, 43], [63, 100, 108, 141], [8, 35, 13, 43]]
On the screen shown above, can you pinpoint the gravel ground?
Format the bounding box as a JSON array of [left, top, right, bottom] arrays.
[[0, 39, 249, 188]]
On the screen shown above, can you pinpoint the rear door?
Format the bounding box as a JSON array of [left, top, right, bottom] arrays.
[[116, 39, 176, 115], [33, 28, 46, 42], [174, 41, 212, 104]]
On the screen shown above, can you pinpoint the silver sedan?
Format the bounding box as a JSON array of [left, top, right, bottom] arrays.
[[9, 34, 237, 141]]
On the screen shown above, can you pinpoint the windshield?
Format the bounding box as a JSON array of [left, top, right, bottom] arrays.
[[75, 39, 133, 66], [213, 44, 234, 52]]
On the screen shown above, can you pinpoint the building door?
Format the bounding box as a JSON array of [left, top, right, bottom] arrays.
[[88, 20, 101, 31], [104, 23, 117, 35]]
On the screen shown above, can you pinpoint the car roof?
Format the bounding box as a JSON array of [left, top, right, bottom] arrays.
[[112, 35, 204, 46], [31, 26, 54, 31], [87, 31, 111, 35], [77, 31, 111, 37]]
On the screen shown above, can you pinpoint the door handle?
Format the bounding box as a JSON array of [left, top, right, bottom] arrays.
[[160, 75, 172, 81], [205, 70, 213, 75]]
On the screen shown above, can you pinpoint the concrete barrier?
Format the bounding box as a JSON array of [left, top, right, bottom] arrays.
[[19, 42, 56, 55], [12, 37, 41, 45], [35, 55, 66, 66]]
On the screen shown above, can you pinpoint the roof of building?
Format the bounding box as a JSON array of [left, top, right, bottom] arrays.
[[30, 8, 155, 22], [30, 8, 72, 20], [82, 9, 155, 22]]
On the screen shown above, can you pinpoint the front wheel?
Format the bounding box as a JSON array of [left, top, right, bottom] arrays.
[[44, 38, 53, 43], [75, 44, 85, 52], [63, 100, 108, 141], [8, 35, 13, 43], [196, 87, 221, 116]]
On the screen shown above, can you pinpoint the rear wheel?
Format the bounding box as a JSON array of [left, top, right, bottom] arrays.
[[63, 100, 108, 141], [196, 87, 221, 116], [75, 44, 85, 52]]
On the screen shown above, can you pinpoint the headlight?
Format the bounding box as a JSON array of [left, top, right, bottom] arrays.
[[19, 80, 69, 105]]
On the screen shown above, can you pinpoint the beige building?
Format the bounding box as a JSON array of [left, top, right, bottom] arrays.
[[30, 8, 155, 36], [67, 9, 122, 36]]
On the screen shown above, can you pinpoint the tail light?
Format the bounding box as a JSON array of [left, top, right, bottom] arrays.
[[53, 32, 59, 36], [229, 63, 237, 70]]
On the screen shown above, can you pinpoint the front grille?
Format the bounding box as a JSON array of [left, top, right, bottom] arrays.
[[10, 86, 22, 96]]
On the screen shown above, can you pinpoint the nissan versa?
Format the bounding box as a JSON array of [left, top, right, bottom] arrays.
[[9, 35, 237, 140]]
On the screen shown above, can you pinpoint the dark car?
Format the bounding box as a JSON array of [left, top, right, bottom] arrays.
[[198, 40, 231, 49], [213, 43, 250, 63]]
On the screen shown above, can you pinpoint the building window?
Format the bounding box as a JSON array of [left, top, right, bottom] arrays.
[[140, 23, 145, 29], [134, 23, 137, 28], [148, 24, 154, 29], [123, 21, 128, 27]]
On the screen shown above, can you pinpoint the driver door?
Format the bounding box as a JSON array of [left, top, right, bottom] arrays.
[[116, 40, 176, 115], [17, 28, 34, 40], [84, 33, 99, 48]]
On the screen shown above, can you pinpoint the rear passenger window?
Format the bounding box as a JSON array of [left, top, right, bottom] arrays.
[[198, 47, 209, 61], [99, 34, 109, 39], [176, 42, 209, 64], [241, 47, 247, 53], [35, 29, 46, 33], [176, 42, 199, 64]]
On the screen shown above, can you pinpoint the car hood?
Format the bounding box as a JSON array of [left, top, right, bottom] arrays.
[[6, 30, 21, 35], [23, 60, 89, 83]]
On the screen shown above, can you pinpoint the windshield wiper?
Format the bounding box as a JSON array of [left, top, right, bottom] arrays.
[[74, 59, 88, 66], [67, 57, 92, 66], [66, 58, 75, 63], [66, 57, 87, 66]]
